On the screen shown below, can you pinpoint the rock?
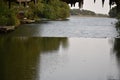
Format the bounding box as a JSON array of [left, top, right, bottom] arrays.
[[0, 26, 15, 33]]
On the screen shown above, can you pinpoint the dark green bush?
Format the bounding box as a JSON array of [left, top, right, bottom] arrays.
[[42, 0, 70, 20], [0, 2, 20, 26], [0, 0, 70, 26]]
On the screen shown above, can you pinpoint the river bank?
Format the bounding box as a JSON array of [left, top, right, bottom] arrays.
[[70, 15, 109, 18], [0, 0, 70, 33]]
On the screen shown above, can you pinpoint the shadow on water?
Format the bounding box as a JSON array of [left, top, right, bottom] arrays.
[[0, 20, 70, 37], [115, 23, 120, 38], [0, 21, 50, 37], [0, 37, 68, 80], [111, 38, 120, 80]]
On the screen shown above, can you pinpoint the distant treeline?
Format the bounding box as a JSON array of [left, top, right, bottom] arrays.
[[70, 9, 108, 17]]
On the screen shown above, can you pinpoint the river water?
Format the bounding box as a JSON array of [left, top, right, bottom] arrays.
[[1, 16, 120, 80], [4, 16, 119, 38]]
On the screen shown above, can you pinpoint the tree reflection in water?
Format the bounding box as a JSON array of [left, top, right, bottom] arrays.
[[0, 37, 68, 80], [112, 38, 120, 80]]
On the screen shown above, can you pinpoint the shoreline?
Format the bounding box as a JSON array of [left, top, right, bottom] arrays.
[[70, 14, 109, 18], [0, 15, 111, 33]]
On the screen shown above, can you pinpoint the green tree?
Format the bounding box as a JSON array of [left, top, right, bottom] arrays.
[[0, 1, 20, 26], [109, 6, 117, 18], [41, 0, 70, 20]]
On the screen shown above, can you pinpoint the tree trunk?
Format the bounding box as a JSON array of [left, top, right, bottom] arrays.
[[19, 0, 22, 6], [34, 0, 37, 5], [25, 0, 27, 7], [8, 0, 11, 9]]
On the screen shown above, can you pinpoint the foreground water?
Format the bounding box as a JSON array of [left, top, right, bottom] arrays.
[[0, 37, 120, 80], [1, 16, 120, 80], [4, 16, 119, 38]]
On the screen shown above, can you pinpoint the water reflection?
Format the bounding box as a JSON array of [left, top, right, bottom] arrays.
[[0, 17, 117, 38], [112, 38, 120, 79], [0, 37, 68, 80], [115, 25, 120, 37], [1, 37, 120, 80], [40, 38, 120, 80]]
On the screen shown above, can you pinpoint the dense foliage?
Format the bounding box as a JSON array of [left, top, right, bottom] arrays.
[[109, 6, 117, 18], [25, 0, 70, 20], [70, 9, 108, 17], [0, 0, 70, 26], [1, 0, 120, 26], [41, 0, 70, 20], [0, 2, 20, 26], [109, 6, 120, 28], [70, 9, 95, 15], [109, 6, 120, 29]]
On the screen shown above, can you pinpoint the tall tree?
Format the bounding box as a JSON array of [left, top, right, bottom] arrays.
[[8, 0, 11, 9]]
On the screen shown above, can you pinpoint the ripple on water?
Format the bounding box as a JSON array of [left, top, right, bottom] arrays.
[[4, 16, 119, 38]]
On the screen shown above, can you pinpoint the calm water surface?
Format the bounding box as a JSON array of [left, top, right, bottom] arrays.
[[1, 16, 120, 80], [0, 37, 120, 80], [4, 16, 119, 38]]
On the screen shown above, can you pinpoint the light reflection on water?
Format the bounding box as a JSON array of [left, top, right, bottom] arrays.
[[39, 38, 120, 80], [3, 16, 118, 38], [0, 37, 119, 80]]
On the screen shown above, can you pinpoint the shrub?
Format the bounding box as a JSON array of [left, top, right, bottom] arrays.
[[42, 0, 70, 20], [0, 2, 20, 26], [13, 0, 69, 20], [23, 1, 45, 19]]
